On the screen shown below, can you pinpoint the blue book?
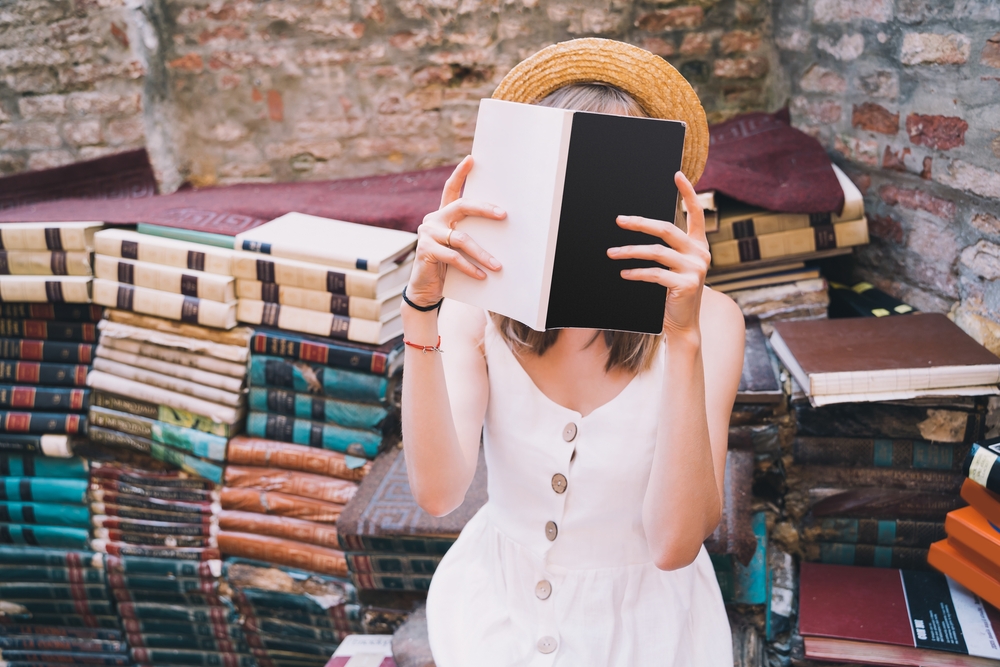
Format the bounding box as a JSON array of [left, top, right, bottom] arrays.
[[0, 501, 91, 527], [0, 454, 89, 479], [247, 387, 388, 430], [0, 477, 88, 504], [249, 356, 392, 405], [246, 412, 385, 459], [0, 524, 91, 549]]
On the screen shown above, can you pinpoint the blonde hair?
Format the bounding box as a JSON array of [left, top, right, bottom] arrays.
[[489, 82, 663, 374]]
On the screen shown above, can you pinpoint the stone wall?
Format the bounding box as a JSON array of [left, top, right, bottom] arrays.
[[772, 0, 1000, 352], [0, 1, 147, 176]]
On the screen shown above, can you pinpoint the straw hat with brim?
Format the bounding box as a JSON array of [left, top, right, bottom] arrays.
[[492, 38, 709, 185]]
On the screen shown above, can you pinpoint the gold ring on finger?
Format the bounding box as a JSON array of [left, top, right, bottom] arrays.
[[446, 228, 454, 249]]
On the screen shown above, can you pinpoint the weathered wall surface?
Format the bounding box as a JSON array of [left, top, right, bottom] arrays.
[[0, 0, 148, 175], [773, 0, 1000, 351]]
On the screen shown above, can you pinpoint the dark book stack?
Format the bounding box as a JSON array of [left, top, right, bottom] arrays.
[[0, 546, 130, 666], [224, 558, 365, 667]]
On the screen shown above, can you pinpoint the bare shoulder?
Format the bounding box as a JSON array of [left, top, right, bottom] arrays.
[[700, 287, 745, 347]]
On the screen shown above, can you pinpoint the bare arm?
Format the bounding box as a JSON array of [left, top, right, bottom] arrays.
[[401, 157, 505, 517], [609, 172, 745, 570]]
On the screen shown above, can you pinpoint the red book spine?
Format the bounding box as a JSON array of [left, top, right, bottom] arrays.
[[14, 362, 40, 383], [20, 340, 43, 360], [11, 387, 34, 408]]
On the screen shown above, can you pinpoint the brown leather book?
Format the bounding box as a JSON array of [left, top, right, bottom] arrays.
[[793, 437, 968, 471], [336, 446, 488, 553], [794, 398, 988, 443], [226, 437, 372, 482], [223, 466, 359, 505], [220, 487, 344, 523], [735, 319, 782, 405], [771, 313, 1000, 404], [800, 466, 964, 494], [217, 531, 348, 577], [810, 487, 966, 520], [218, 510, 340, 549], [704, 450, 756, 565]]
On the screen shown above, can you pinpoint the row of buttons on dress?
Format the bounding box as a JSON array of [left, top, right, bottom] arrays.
[[535, 421, 578, 655]]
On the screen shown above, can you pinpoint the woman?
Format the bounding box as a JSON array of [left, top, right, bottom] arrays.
[[401, 39, 745, 666]]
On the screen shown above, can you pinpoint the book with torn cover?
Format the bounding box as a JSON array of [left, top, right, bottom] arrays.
[[442, 98, 687, 334], [234, 212, 416, 274]]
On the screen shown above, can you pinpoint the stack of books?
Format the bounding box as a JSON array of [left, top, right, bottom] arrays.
[[0, 546, 131, 665], [0, 221, 101, 304], [224, 559, 363, 667], [216, 437, 365, 577], [0, 453, 90, 549], [928, 436, 1000, 609], [232, 212, 414, 346]]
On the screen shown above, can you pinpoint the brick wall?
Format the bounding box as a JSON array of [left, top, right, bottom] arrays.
[[0, 0, 147, 175], [773, 0, 1000, 352]]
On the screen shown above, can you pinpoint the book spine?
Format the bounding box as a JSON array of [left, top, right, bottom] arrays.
[[237, 280, 394, 320], [242, 633, 337, 656], [90, 390, 233, 438], [0, 563, 105, 583], [126, 632, 247, 652], [0, 361, 89, 387], [99, 529, 214, 548], [99, 337, 246, 378], [0, 250, 91, 276], [0, 385, 90, 411], [0, 277, 93, 303], [243, 617, 346, 644], [90, 460, 213, 488], [130, 648, 256, 667], [94, 233, 232, 276], [87, 372, 240, 427], [803, 517, 946, 548], [90, 488, 216, 515], [0, 454, 88, 478], [92, 357, 243, 407], [225, 437, 371, 481], [236, 606, 349, 631], [793, 437, 965, 471], [247, 387, 388, 430], [117, 602, 232, 623], [103, 310, 252, 348], [345, 553, 442, 575], [94, 255, 235, 303], [91, 539, 221, 561], [136, 223, 237, 250], [0, 626, 122, 641], [810, 487, 967, 519], [122, 618, 238, 638], [149, 441, 224, 485], [794, 402, 986, 443], [964, 442, 1000, 495], [223, 466, 357, 505], [238, 299, 389, 344], [354, 535, 455, 554], [8, 613, 122, 629], [804, 466, 964, 493], [114, 589, 222, 606], [0, 582, 108, 600], [245, 412, 383, 458], [217, 511, 340, 549], [217, 531, 348, 578], [95, 516, 217, 538], [219, 487, 343, 523], [92, 279, 236, 330], [0, 636, 124, 652], [95, 345, 244, 394], [103, 555, 219, 578], [710, 217, 869, 267], [249, 356, 389, 404], [806, 542, 931, 570], [233, 589, 333, 616], [0, 501, 91, 527], [0, 304, 104, 322], [0, 338, 95, 364], [92, 478, 217, 503], [0, 545, 101, 567], [0, 320, 98, 342], [0, 477, 88, 503], [88, 407, 227, 461], [0, 651, 130, 666], [91, 503, 215, 525], [230, 255, 379, 298], [249, 331, 387, 375], [0, 524, 91, 550], [0, 433, 74, 456], [351, 571, 433, 591]]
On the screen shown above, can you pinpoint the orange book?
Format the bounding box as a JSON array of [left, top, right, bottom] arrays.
[[928, 539, 1000, 610], [945, 506, 1000, 571], [949, 537, 1000, 583], [960, 478, 1000, 525]]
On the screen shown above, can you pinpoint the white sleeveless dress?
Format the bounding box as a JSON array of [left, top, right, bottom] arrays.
[[425, 319, 733, 666]]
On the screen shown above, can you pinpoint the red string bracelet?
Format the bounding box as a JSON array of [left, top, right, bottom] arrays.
[[404, 335, 443, 353]]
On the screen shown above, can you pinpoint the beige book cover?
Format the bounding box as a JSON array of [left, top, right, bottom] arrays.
[[98, 336, 247, 379], [92, 279, 237, 329], [237, 299, 403, 345], [92, 357, 244, 407], [103, 310, 252, 350], [94, 255, 235, 303], [230, 253, 412, 300], [234, 212, 416, 274], [94, 228, 234, 276], [235, 280, 402, 322], [87, 369, 242, 424], [0, 222, 103, 251], [0, 251, 91, 276], [0, 276, 92, 303], [710, 217, 869, 267], [95, 344, 245, 393]]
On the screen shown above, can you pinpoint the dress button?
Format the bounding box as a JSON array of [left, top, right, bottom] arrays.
[[562, 423, 577, 442], [551, 473, 567, 494], [545, 521, 558, 541], [537, 636, 557, 654], [535, 580, 552, 600]]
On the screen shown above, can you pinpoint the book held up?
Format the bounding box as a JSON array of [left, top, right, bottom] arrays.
[[443, 98, 687, 334]]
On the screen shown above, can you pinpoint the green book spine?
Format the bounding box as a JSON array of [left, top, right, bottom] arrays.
[[233, 588, 333, 616], [14, 614, 121, 629], [0, 626, 122, 641], [112, 588, 221, 606], [149, 441, 223, 485], [0, 501, 91, 527], [249, 355, 390, 404], [0, 582, 108, 600], [3, 599, 114, 615], [351, 571, 432, 591], [90, 391, 235, 438], [236, 604, 358, 631], [104, 554, 218, 577], [108, 574, 217, 594], [117, 602, 234, 624], [0, 411, 86, 434], [0, 524, 91, 549], [88, 406, 227, 461], [247, 387, 389, 430], [130, 648, 257, 667], [136, 224, 236, 250], [126, 632, 248, 653], [0, 636, 124, 653], [122, 619, 243, 639], [0, 545, 100, 567], [0, 651, 130, 666], [337, 533, 455, 555], [345, 553, 442, 575], [246, 412, 384, 459], [0, 477, 88, 504], [0, 564, 105, 584], [810, 542, 931, 570], [0, 454, 88, 479]]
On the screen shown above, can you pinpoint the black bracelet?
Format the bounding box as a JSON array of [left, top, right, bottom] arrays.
[[402, 286, 443, 312]]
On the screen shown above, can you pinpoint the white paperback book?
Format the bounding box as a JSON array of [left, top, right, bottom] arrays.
[[442, 98, 686, 334]]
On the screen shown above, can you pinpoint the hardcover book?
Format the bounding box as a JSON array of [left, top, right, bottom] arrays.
[[799, 562, 1000, 666], [236, 280, 403, 322], [829, 280, 917, 319], [0, 275, 92, 303], [794, 437, 967, 471], [92, 279, 237, 330], [805, 542, 930, 570], [94, 255, 236, 303], [98, 336, 246, 379], [771, 314, 1000, 406], [963, 437, 1000, 494], [0, 250, 92, 276], [237, 299, 402, 345], [95, 344, 244, 393], [0, 303, 104, 321], [250, 329, 403, 377], [735, 319, 782, 404], [94, 228, 234, 276], [233, 212, 417, 274], [959, 478, 1000, 526], [229, 253, 412, 300], [103, 310, 253, 349], [940, 506, 1000, 584], [0, 338, 94, 363], [245, 412, 386, 459], [226, 437, 373, 482], [794, 399, 988, 443], [217, 531, 348, 578], [442, 98, 686, 334], [0, 221, 103, 251], [928, 539, 1000, 613], [710, 216, 869, 267]]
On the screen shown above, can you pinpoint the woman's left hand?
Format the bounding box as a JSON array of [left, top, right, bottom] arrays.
[[607, 171, 711, 337]]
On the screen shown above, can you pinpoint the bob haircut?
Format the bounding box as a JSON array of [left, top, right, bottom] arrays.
[[489, 82, 663, 374]]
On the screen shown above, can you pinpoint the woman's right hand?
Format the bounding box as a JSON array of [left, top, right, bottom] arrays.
[[405, 156, 505, 309]]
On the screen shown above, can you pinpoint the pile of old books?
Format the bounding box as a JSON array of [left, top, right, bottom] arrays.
[[0, 221, 101, 304], [707, 166, 868, 333], [0, 546, 131, 665]]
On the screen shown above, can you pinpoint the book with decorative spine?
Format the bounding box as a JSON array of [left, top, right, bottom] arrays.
[[0, 222, 103, 251], [94, 255, 236, 303], [0, 275, 92, 303], [236, 280, 402, 321], [87, 372, 242, 427], [0, 250, 92, 276], [90, 390, 237, 438], [97, 337, 245, 378], [237, 299, 402, 345], [963, 437, 1000, 494], [0, 433, 77, 456], [794, 437, 968, 471], [0, 385, 89, 410], [710, 216, 869, 267], [94, 228, 233, 276], [0, 315, 99, 341], [0, 338, 94, 363], [248, 355, 394, 405], [250, 329, 403, 376], [0, 411, 86, 434], [245, 412, 385, 458], [230, 253, 412, 300], [88, 406, 228, 461], [0, 360, 90, 386], [92, 279, 237, 329]]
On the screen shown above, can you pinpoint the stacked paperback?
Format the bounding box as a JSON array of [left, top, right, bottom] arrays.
[[233, 212, 414, 345], [0, 221, 101, 303]]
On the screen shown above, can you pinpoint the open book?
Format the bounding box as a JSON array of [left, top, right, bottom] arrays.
[[442, 98, 686, 333]]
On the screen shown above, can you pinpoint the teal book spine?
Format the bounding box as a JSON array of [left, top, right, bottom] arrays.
[[0, 454, 89, 479], [136, 223, 236, 250], [248, 387, 389, 430], [91, 391, 235, 438], [0, 524, 91, 549], [16, 614, 121, 630], [3, 599, 114, 615], [346, 553, 442, 576], [126, 632, 249, 653], [0, 545, 100, 567], [0, 477, 88, 504], [249, 355, 390, 404], [149, 441, 224, 485], [0, 582, 108, 600], [0, 385, 90, 411], [88, 406, 228, 461], [243, 617, 347, 644], [806, 517, 945, 548], [112, 589, 221, 606], [233, 588, 331, 616], [812, 542, 931, 570], [0, 626, 123, 641], [246, 412, 383, 458], [121, 619, 243, 639], [0, 564, 105, 584], [108, 574, 217, 595], [117, 602, 234, 624], [0, 501, 91, 527], [105, 554, 218, 578], [0, 636, 124, 653]]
